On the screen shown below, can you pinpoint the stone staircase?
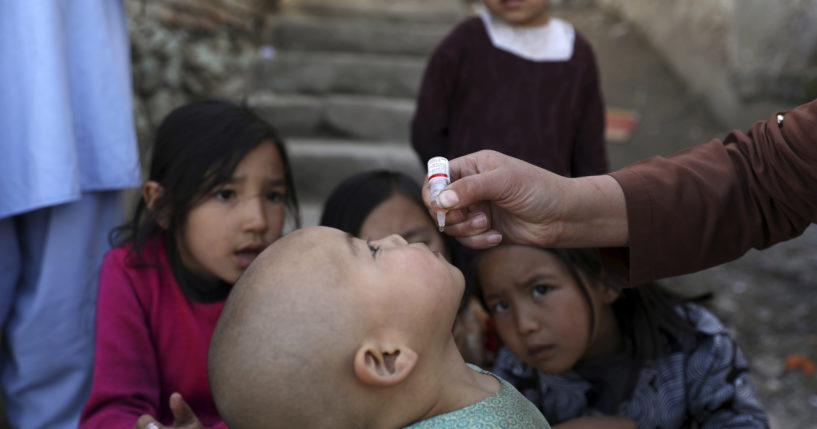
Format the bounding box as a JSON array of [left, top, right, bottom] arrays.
[[248, 0, 469, 226]]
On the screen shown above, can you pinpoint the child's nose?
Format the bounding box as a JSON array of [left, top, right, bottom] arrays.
[[241, 196, 268, 231], [514, 306, 540, 335], [375, 234, 408, 248]]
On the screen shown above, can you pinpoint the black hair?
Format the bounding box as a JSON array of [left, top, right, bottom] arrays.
[[473, 247, 706, 362], [111, 98, 300, 265], [319, 169, 427, 236]]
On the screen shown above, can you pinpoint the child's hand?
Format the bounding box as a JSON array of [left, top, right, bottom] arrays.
[[553, 416, 637, 429], [453, 297, 492, 367], [133, 392, 205, 429]]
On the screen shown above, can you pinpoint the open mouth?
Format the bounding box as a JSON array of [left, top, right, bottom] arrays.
[[527, 344, 555, 360], [234, 251, 259, 268], [235, 246, 264, 268]]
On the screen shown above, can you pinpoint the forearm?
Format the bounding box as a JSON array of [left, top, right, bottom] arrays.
[[557, 174, 628, 248]]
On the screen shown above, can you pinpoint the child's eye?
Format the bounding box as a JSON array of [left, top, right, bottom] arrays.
[[489, 301, 509, 314], [214, 189, 236, 201], [532, 285, 553, 298], [266, 191, 284, 203], [367, 241, 379, 258]]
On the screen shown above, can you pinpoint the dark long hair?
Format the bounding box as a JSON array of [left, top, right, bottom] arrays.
[[111, 99, 300, 265], [474, 247, 706, 361], [319, 170, 427, 236]]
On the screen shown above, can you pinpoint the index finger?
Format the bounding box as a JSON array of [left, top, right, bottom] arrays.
[[438, 152, 512, 210], [170, 392, 196, 426], [423, 150, 501, 209]]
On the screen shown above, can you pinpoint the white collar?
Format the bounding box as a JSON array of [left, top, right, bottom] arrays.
[[479, 8, 575, 62]]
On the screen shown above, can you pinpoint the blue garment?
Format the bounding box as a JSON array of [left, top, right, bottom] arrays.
[[0, 193, 124, 429], [0, 1, 139, 428], [0, 0, 140, 218], [492, 303, 770, 428], [404, 364, 550, 428]]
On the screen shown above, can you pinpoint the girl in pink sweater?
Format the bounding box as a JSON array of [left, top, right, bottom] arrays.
[[79, 99, 300, 429]]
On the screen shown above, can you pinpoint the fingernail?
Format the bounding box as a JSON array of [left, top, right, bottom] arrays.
[[486, 232, 502, 245], [439, 190, 459, 208], [472, 214, 487, 228], [146, 423, 159, 429]]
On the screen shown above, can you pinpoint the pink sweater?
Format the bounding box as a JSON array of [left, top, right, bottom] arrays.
[[80, 236, 228, 428]]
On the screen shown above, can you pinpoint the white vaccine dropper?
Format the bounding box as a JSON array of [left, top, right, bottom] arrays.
[[427, 156, 450, 231]]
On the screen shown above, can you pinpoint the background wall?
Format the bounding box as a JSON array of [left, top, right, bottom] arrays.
[[124, 0, 277, 157], [598, 0, 817, 126]]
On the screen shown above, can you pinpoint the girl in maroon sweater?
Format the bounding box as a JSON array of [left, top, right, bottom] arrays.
[[80, 99, 300, 429], [412, 0, 608, 178]]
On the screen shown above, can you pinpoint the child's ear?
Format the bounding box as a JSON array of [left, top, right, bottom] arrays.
[[353, 341, 418, 387], [601, 285, 622, 304], [598, 265, 623, 304], [142, 181, 169, 229]]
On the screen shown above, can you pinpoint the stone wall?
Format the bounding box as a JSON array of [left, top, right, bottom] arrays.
[[125, 0, 277, 156], [124, 0, 467, 158], [598, 0, 817, 126]]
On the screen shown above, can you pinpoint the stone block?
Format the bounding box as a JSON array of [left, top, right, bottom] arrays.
[[250, 93, 325, 136], [324, 96, 413, 141], [267, 15, 452, 56], [249, 93, 415, 141], [281, 0, 468, 23], [253, 51, 426, 97], [284, 138, 424, 204]]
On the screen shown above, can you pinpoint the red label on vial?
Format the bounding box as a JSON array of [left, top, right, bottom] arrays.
[[428, 173, 448, 180]]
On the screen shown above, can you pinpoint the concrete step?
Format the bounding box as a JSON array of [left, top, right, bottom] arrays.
[[249, 92, 415, 141], [266, 14, 453, 56], [252, 50, 426, 98], [280, 0, 469, 24], [284, 137, 424, 205]]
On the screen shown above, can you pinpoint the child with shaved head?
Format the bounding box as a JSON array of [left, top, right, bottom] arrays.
[[208, 226, 550, 428]]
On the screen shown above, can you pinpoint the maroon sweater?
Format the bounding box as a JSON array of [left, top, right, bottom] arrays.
[[412, 16, 607, 177], [80, 236, 228, 428]]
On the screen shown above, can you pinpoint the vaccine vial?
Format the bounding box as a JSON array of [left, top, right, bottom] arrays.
[[427, 156, 450, 231]]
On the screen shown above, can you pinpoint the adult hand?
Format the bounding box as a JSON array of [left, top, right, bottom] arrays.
[[424, 150, 628, 249], [133, 393, 205, 429]]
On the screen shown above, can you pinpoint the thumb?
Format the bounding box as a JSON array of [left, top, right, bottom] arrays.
[[169, 392, 197, 426]]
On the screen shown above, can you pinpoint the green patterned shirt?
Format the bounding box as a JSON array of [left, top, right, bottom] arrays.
[[404, 365, 551, 428]]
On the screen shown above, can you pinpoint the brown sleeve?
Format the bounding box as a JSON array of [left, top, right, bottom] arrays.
[[608, 98, 817, 285]]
